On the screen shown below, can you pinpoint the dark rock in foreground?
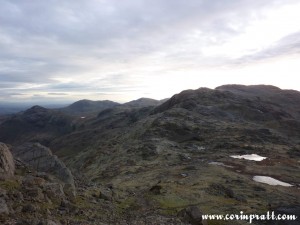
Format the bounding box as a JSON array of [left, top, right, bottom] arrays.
[[12, 143, 75, 189], [0, 142, 15, 179]]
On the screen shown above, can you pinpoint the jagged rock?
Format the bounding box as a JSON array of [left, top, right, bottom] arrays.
[[12, 143, 75, 189], [22, 203, 39, 213], [22, 175, 46, 187], [23, 187, 44, 201], [99, 189, 113, 201], [207, 183, 234, 198], [36, 172, 53, 181], [38, 219, 60, 225], [178, 206, 206, 225], [43, 183, 65, 200], [140, 143, 158, 160], [59, 199, 69, 208], [0, 142, 15, 179], [63, 183, 76, 200], [0, 197, 9, 214], [9, 190, 24, 203], [14, 208, 23, 216], [149, 184, 162, 195]]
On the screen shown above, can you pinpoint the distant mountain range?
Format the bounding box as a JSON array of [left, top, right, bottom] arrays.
[[0, 97, 165, 116], [0, 97, 165, 145]]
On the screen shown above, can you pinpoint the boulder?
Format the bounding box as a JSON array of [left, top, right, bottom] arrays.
[[149, 184, 162, 195], [12, 143, 75, 193], [99, 189, 113, 201], [178, 206, 206, 225], [0, 142, 15, 179]]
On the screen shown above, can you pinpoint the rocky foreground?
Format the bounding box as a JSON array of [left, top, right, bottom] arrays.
[[1, 142, 205, 224]]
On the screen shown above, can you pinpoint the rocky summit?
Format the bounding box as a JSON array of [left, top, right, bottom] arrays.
[[0, 85, 299, 225]]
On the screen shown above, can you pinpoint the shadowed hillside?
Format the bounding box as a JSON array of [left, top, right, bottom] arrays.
[[58, 99, 120, 116], [0, 106, 73, 146]]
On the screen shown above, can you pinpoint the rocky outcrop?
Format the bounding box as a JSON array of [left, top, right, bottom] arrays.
[[0, 142, 15, 179], [12, 143, 74, 189]]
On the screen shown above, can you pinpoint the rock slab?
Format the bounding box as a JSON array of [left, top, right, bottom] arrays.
[[12, 143, 75, 196], [0, 142, 15, 179]]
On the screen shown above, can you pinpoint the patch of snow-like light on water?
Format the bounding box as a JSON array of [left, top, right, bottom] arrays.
[[230, 154, 266, 161], [253, 176, 293, 187]]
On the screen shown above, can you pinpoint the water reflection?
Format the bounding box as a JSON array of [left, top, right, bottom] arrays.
[[253, 176, 293, 187], [231, 154, 266, 161]]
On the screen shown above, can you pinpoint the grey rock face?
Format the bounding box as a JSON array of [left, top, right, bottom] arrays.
[[12, 143, 74, 188], [43, 182, 65, 200], [0, 142, 15, 179], [0, 197, 9, 214]]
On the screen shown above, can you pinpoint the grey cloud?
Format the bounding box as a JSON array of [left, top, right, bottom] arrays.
[[47, 93, 69, 96], [49, 82, 88, 90], [1, 92, 25, 96], [0, 0, 299, 102], [1, 0, 286, 49], [234, 31, 300, 65]]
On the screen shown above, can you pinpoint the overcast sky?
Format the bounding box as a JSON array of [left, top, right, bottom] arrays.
[[1, 0, 300, 103]]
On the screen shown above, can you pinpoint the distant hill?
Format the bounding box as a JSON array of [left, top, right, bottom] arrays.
[[123, 98, 162, 108], [0, 103, 69, 115], [58, 99, 120, 116], [0, 105, 73, 145]]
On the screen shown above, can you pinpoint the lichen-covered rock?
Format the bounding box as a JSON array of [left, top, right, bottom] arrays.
[[12, 143, 74, 188], [43, 183, 65, 201], [0, 142, 15, 179], [23, 187, 44, 201], [63, 183, 76, 200], [22, 175, 46, 187]]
